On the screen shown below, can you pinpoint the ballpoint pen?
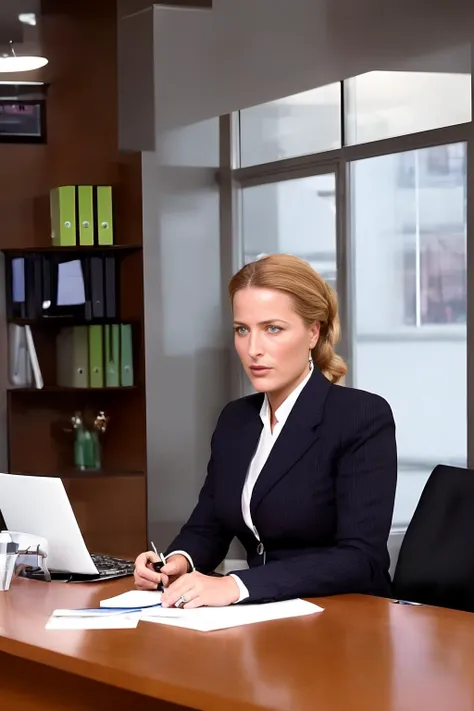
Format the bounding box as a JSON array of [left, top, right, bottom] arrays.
[[151, 541, 167, 592]]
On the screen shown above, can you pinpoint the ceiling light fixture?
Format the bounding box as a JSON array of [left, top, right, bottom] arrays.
[[0, 41, 48, 73], [18, 13, 37, 26]]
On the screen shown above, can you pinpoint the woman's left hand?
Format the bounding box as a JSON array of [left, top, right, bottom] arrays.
[[161, 571, 240, 608]]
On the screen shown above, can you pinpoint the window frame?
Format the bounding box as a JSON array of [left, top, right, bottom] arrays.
[[219, 78, 474, 482]]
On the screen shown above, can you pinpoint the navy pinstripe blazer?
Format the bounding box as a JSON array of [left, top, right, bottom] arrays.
[[167, 368, 397, 604]]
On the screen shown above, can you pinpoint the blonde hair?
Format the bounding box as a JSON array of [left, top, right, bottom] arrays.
[[228, 254, 347, 384]]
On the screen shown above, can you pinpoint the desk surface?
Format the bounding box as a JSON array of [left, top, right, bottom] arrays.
[[1, 577, 474, 711]]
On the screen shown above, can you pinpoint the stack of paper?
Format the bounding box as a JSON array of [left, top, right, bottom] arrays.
[[46, 609, 142, 630], [45, 590, 162, 630], [45, 590, 323, 632]]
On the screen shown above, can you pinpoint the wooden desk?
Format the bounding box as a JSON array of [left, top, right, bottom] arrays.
[[1, 578, 474, 711]]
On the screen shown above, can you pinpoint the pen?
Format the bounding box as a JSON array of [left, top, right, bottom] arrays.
[[391, 599, 422, 606], [151, 541, 166, 592]]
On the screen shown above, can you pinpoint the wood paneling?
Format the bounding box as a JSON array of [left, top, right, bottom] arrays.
[[63, 475, 146, 558]]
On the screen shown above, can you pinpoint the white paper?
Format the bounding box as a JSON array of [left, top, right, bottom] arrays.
[[24, 325, 43, 389], [57, 260, 85, 306], [46, 611, 141, 630], [141, 599, 323, 632], [100, 590, 162, 609]]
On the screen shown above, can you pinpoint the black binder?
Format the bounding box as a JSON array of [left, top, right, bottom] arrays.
[[25, 254, 42, 320], [89, 255, 104, 319], [104, 255, 117, 319]]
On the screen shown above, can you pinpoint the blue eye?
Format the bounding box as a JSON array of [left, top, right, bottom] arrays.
[[267, 325, 282, 334], [234, 326, 248, 335]]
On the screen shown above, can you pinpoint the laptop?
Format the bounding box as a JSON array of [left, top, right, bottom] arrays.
[[0, 473, 135, 582]]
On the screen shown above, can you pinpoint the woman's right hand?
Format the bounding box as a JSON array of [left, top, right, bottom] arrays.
[[133, 552, 189, 590]]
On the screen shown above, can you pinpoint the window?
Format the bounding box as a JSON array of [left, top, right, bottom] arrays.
[[399, 145, 467, 327], [239, 173, 338, 395], [239, 83, 341, 167], [345, 71, 471, 145], [351, 145, 467, 526], [241, 173, 337, 289]]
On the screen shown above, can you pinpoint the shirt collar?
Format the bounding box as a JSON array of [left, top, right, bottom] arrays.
[[259, 362, 314, 428]]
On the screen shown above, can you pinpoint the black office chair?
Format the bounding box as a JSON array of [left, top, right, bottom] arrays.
[[392, 464, 474, 613]]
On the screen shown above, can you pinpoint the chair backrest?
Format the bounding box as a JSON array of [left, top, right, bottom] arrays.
[[392, 464, 474, 613]]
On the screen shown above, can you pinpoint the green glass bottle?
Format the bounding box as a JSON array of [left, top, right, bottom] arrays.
[[72, 412, 86, 470]]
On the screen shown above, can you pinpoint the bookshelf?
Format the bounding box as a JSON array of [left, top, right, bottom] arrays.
[[2, 233, 147, 558], [0, 0, 148, 561], [1, 226, 147, 558]]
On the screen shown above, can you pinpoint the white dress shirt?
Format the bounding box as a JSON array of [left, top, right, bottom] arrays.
[[168, 364, 314, 603], [231, 364, 313, 601]]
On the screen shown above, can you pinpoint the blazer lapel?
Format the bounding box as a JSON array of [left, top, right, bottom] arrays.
[[224, 396, 263, 518], [250, 369, 332, 518]]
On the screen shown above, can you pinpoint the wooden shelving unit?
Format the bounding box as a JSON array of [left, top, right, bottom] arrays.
[[9, 386, 138, 392], [0, 0, 148, 560], [2, 244, 142, 255]]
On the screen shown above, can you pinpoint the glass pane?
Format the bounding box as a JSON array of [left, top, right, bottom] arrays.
[[351, 143, 467, 526], [242, 173, 337, 289], [240, 173, 337, 395], [239, 83, 341, 167], [346, 72, 471, 144]]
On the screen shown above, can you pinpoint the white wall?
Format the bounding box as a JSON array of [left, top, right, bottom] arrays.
[[140, 118, 233, 544]]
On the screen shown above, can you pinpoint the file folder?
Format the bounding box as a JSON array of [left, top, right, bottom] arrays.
[[89, 256, 105, 319], [105, 324, 120, 387], [50, 186, 77, 246], [88, 325, 104, 388], [77, 186, 94, 246], [42, 255, 86, 320], [95, 186, 113, 245], [6, 257, 26, 319], [57, 327, 89, 388], [8, 324, 33, 387], [104, 256, 117, 319], [25, 254, 42, 320], [120, 324, 133, 387]]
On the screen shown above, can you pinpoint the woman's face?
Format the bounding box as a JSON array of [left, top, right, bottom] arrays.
[[233, 287, 319, 397]]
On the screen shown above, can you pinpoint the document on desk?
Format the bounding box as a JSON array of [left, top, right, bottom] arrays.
[[100, 590, 162, 609], [46, 609, 142, 630], [141, 599, 323, 632]]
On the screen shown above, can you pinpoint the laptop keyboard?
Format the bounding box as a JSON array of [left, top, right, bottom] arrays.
[[91, 553, 135, 577]]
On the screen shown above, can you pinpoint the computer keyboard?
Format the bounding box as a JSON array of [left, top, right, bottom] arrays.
[[91, 553, 135, 578]]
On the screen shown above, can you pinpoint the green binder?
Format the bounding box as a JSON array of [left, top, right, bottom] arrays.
[[56, 326, 89, 388], [120, 324, 134, 387], [105, 324, 120, 387], [96, 186, 113, 245], [88, 325, 104, 388], [50, 186, 76, 246], [77, 186, 94, 246]]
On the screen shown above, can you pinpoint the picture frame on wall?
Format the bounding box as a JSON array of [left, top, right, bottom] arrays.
[[0, 98, 46, 144]]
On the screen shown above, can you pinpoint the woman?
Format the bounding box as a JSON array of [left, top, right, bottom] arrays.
[[134, 254, 397, 607]]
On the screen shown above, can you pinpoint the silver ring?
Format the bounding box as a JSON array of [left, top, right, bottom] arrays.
[[176, 594, 187, 608]]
